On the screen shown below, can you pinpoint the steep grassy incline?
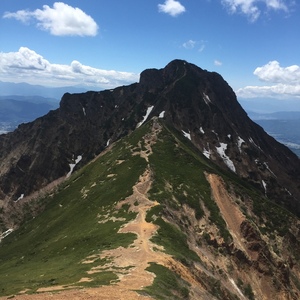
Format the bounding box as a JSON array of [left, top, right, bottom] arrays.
[[0, 122, 150, 296], [0, 118, 300, 300]]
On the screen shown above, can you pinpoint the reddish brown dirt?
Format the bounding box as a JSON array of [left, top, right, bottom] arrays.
[[206, 173, 259, 260]]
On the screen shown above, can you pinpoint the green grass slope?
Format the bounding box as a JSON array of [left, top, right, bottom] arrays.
[[0, 118, 299, 299], [0, 123, 150, 296]]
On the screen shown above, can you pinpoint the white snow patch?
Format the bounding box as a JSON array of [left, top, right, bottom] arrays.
[[203, 93, 211, 105], [229, 278, 246, 299], [67, 155, 82, 178], [212, 130, 218, 137], [200, 127, 205, 134], [106, 139, 111, 147], [75, 155, 82, 164], [82, 107, 86, 116], [182, 130, 191, 140], [115, 105, 118, 108], [249, 137, 262, 151], [16, 194, 24, 201], [0, 228, 13, 241], [227, 134, 231, 139], [216, 143, 236, 173], [159, 111, 165, 118], [285, 188, 292, 196], [263, 162, 276, 177], [237, 136, 245, 153], [203, 148, 211, 159], [137, 105, 154, 128], [262, 180, 267, 193]]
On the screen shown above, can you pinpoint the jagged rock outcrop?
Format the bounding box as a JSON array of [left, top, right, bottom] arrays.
[[0, 59, 300, 223]]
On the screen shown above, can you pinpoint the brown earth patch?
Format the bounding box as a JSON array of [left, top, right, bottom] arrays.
[[206, 173, 258, 260]]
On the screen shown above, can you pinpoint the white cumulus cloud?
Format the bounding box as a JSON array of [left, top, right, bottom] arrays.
[[236, 84, 300, 98], [158, 0, 186, 17], [254, 60, 300, 83], [214, 60, 223, 66], [3, 2, 98, 36], [222, 0, 289, 22], [0, 47, 138, 88], [236, 61, 300, 98], [183, 40, 196, 49], [182, 40, 206, 52]]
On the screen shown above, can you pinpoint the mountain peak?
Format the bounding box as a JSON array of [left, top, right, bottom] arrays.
[[139, 59, 203, 88], [1, 60, 300, 299], [0, 60, 300, 223]]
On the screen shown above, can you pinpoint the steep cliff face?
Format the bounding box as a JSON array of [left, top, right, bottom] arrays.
[[0, 60, 299, 225]]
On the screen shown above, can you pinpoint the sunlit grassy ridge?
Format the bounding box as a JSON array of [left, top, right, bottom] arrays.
[[0, 124, 149, 296]]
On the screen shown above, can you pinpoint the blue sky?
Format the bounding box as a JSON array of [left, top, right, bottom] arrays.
[[0, 0, 299, 100]]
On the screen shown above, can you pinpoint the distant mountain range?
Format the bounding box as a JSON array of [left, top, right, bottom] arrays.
[[0, 81, 89, 99], [0, 81, 90, 133], [247, 110, 300, 120], [239, 97, 300, 113], [0, 96, 59, 133]]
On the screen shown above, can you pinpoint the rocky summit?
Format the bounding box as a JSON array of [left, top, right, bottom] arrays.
[[0, 60, 300, 299]]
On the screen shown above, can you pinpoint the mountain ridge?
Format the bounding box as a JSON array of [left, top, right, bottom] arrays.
[[0, 60, 299, 299], [1, 117, 300, 299], [0, 81, 88, 99], [1, 60, 300, 232], [0, 60, 300, 220]]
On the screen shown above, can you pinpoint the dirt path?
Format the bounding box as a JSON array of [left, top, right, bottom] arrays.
[[85, 167, 167, 295], [3, 168, 159, 300], [7, 167, 201, 300]]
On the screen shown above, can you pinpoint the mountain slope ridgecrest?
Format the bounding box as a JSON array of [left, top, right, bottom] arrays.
[[0, 116, 300, 299], [1, 59, 299, 220]]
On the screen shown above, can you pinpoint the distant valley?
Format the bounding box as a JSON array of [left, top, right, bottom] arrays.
[[0, 96, 59, 133], [0, 81, 89, 133], [239, 99, 300, 155], [251, 113, 300, 157]]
